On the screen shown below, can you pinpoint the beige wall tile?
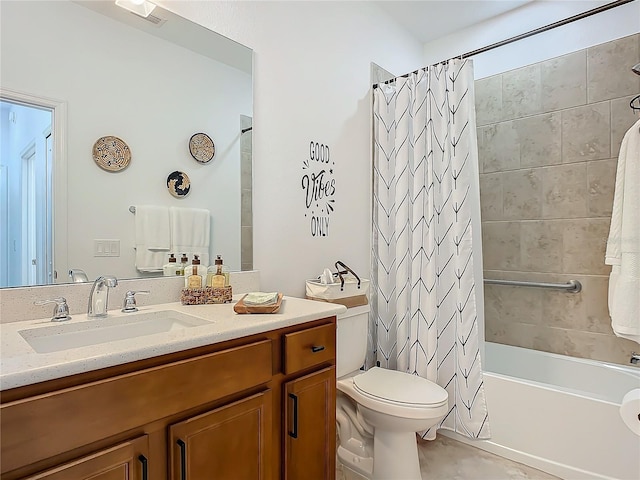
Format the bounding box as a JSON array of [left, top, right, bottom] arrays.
[[484, 283, 543, 325], [533, 325, 639, 364], [562, 218, 611, 275], [479, 173, 502, 221], [475, 36, 635, 367], [502, 64, 542, 120], [541, 287, 586, 330], [477, 123, 520, 173], [482, 221, 521, 271], [587, 159, 617, 217], [587, 34, 640, 103], [241, 226, 253, 270], [561, 102, 611, 163], [540, 51, 587, 112], [520, 220, 563, 273], [542, 163, 587, 219], [514, 113, 562, 168], [532, 325, 576, 357], [580, 275, 613, 334], [241, 151, 252, 190], [486, 318, 536, 350], [475, 75, 502, 126], [503, 169, 542, 220], [611, 95, 640, 157]]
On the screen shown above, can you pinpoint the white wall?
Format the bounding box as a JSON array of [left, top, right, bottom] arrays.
[[158, 0, 425, 296], [423, 0, 640, 79], [1, 1, 252, 282]]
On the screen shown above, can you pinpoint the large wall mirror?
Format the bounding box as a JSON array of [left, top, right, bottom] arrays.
[[0, 0, 253, 288]]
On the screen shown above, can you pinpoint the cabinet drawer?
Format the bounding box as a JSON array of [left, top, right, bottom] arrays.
[[283, 323, 335, 374], [1, 339, 272, 475]]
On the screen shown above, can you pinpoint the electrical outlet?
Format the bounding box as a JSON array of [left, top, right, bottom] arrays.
[[94, 240, 120, 257]]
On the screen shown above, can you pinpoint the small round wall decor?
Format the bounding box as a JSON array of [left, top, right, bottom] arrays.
[[167, 170, 191, 198], [189, 133, 215, 164], [92, 136, 131, 172]]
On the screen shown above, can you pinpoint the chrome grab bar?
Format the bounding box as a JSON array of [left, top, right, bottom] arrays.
[[483, 278, 582, 293]]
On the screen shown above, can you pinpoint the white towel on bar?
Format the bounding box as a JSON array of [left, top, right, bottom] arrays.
[[170, 207, 211, 267], [605, 118, 640, 345], [134, 205, 170, 272]]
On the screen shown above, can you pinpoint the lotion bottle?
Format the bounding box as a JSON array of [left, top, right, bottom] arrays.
[[163, 254, 178, 276], [185, 255, 203, 288], [207, 255, 226, 288]]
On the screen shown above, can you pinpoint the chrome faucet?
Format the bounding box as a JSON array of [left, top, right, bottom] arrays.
[[88, 275, 118, 317]]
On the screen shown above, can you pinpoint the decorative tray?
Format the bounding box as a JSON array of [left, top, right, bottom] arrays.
[[234, 293, 283, 314]]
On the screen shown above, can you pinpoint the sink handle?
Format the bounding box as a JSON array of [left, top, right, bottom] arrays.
[[34, 297, 72, 322], [122, 290, 150, 313]]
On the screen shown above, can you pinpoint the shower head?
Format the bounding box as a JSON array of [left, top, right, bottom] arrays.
[[633, 63, 640, 76]]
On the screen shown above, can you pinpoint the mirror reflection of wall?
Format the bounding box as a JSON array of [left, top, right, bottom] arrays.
[[0, 0, 253, 288]]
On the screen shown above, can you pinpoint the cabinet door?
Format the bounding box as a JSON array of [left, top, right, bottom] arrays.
[[169, 390, 272, 480], [284, 366, 335, 480], [22, 435, 149, 480]]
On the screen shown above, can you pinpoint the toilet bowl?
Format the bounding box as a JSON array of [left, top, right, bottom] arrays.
[[336, 306, 448, 480]]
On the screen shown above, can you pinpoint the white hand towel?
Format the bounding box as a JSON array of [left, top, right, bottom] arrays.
[[170, 207, 211, 267], [135, 205, 170, 272], [605, 118, 640, 344]]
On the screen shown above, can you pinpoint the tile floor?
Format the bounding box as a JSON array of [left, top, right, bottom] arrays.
[[337, 434, 560, 480]]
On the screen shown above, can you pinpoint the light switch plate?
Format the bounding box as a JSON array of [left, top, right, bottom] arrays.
[[94, 239, 120, 257]]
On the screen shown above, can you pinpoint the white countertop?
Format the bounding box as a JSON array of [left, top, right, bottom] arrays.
[[0, 296, 347, 391]]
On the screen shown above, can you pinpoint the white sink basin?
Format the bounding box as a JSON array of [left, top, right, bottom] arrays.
[[19, 311, 211, 354]]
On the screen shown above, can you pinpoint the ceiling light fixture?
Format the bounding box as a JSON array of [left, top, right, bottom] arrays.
[[115, 0, 156, 18]]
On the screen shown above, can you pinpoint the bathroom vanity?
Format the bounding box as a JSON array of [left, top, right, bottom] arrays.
[[0, 297, 344, 480]]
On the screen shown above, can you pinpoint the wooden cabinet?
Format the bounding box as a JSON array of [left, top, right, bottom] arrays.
[[284, 367, 336, 480], [22, 436, 149, 480], [169, 391, 272, 480], [0, 316, 336, 480]]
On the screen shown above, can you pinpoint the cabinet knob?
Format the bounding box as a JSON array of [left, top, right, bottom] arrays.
[[311, 345, 325, 353]]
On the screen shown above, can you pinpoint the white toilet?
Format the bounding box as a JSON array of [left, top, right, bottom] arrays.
[[336, 305, 448, 480]]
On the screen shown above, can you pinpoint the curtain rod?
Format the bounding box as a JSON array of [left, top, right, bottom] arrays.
[[373, 0, 635, 88]]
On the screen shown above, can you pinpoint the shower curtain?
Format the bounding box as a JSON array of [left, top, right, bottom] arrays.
[[371, 59, 490, 439]]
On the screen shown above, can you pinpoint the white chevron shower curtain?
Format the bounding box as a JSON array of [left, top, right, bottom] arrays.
[[371, 59, 490, 439]]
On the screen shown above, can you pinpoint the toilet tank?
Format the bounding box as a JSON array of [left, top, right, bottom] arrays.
[[337, 304, 370, 378]]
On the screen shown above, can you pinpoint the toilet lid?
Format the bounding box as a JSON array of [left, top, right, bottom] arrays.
[[353, 367, 448, 407]]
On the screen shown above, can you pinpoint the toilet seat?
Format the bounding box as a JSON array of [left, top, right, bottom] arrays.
[[352, 367, 448, 408]]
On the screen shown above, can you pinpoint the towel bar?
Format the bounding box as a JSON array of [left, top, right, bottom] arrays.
[[483, 278, 582, 293]]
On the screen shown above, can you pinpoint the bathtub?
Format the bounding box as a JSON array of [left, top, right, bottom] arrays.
[[440, 342, 640, 480]]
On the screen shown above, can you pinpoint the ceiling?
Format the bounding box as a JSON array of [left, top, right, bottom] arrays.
[[374, 0, 535, 43]]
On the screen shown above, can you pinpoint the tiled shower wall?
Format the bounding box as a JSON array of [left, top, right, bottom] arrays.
[[476, 34, 640, 366], [240, 115, 253, 271]]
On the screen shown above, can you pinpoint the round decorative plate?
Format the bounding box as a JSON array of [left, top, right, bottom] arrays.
[[189, 133, 215, 164], [167, 170, 191, 198], [92, 136, 131, 172]]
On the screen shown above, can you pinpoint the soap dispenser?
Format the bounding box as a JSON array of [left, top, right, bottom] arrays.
[[185, 255, 204, 288], [207, 255, 226, 288], [177, 253, 189, 276], [184, 255, 202, 288], [163, 254, 178, 276]]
